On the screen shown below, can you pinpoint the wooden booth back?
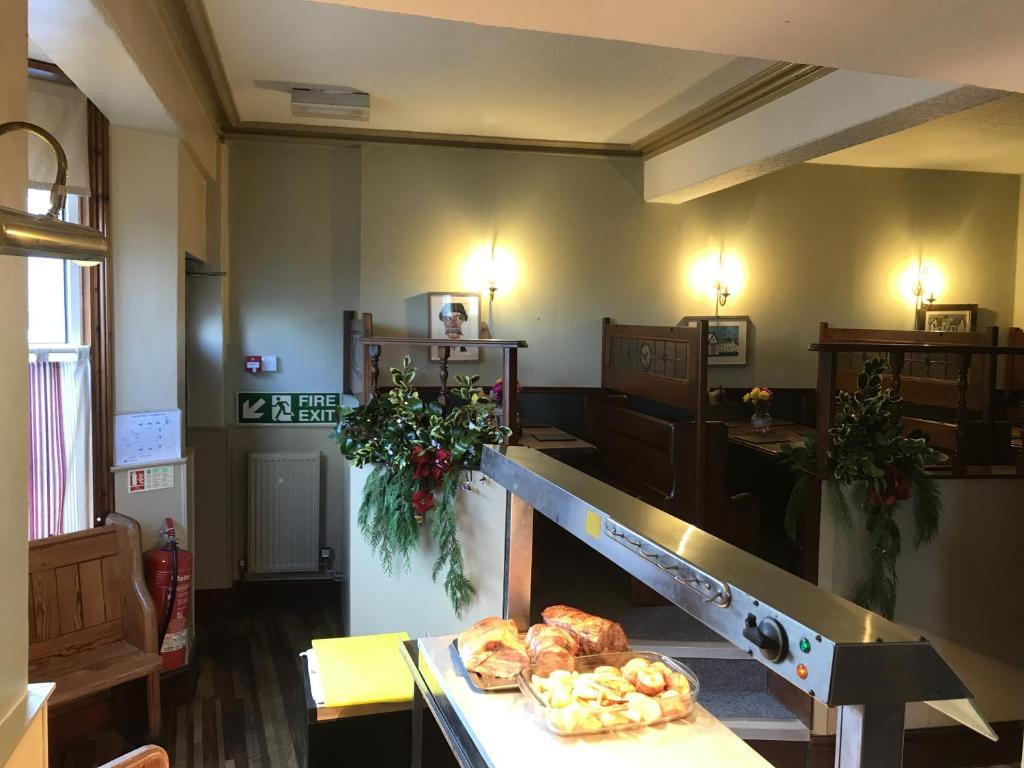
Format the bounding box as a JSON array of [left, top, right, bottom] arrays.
[[600, 320, 707, 412], [586, 319, 721, 530]]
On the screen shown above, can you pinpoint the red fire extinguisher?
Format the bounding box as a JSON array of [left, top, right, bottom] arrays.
[[144, 518, 193, 671]]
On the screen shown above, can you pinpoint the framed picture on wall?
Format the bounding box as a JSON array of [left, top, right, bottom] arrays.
[[915, 303, 978, 333], [681, 315, 751, 366], [428, 291, 481, 362]]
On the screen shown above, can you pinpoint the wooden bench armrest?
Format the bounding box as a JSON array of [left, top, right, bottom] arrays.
[[99, 745, 169, 768], [106, 513, 159, 654]]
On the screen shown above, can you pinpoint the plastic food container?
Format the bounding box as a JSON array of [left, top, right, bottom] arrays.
[[517, 651, 700, 736]]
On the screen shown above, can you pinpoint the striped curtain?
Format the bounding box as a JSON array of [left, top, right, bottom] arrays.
[[28, 352, 92, 540]]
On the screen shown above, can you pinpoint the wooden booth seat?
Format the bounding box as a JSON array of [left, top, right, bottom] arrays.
[[28, 513, 162, 737]]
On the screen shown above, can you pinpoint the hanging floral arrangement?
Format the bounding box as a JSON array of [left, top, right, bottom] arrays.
[[333, 357, 510, 616], [781, 358, 945, 619]]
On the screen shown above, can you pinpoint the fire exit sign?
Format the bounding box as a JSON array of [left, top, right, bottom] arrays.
[[236, 392, 341, 425]]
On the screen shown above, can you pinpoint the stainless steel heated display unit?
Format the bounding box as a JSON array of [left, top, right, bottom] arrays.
[[481, 445, 995, 768]]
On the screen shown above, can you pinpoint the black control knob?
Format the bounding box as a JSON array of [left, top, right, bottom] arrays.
[[742, 615, 788, 663]]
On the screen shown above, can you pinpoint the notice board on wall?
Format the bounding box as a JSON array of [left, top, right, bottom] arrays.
[[114, 409, 182, 466]]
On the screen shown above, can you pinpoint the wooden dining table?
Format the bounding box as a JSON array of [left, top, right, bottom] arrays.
[[725, 419, 815, 457]]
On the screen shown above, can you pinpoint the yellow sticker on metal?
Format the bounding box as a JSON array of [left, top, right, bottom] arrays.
[[585, 509, 602, 539]]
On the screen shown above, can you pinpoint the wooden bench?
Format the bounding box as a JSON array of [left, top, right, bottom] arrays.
[[28, 512, 162, 738]]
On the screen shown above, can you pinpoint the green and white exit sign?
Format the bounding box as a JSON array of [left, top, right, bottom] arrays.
[[236, 392, 341, 425]]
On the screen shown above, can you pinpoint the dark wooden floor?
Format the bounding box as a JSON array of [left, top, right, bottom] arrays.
[[53, 581, 344, 768]]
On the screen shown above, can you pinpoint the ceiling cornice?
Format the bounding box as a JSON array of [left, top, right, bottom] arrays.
[[174, 4, 826, 159], [27, 58, 75, 87], [155, 0, 239, 132], [226, 121, 640, 157], [181, 0, 240, 127], [635, 62, 834, 158]]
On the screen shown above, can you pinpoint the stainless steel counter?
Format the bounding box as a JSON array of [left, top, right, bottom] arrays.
[[401, 635, 772, 768], [480, 445, 995, 768]]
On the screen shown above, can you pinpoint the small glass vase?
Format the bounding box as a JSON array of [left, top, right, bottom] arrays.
[[751, 412, 772, 434]]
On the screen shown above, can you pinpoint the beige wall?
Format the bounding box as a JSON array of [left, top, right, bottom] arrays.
[[360, 143, 649, 385], [362, 144, 1019, 389], [213, 139, 361, 584], [0, 0, 29, 762], [111, 127, 184, 414], [647, 162, 1019, 388], [179, 144, 208, 262], [213, 138, 1020, 589]]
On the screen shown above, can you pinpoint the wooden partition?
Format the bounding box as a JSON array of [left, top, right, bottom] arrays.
[[342, 310, 373, 404], [360, 332, 527, 438], [821, 323, 997, 414], [578, 317, 763, 553], [812, 323, 1024, 475]]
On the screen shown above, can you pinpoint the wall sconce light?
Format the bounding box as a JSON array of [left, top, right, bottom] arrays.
[[687, 248, 745, 314], [912, 260, 938, 310], [715, 278, 731, 307], [487, 238, 498, 308], [0, 121, 107, 265], [714, 250, 731, 309]]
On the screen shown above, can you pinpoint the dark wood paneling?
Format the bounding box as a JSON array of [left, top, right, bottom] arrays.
[[86, 101, 115, 524]]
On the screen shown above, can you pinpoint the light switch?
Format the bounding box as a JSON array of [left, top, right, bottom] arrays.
[[261, 355, 279, 372]]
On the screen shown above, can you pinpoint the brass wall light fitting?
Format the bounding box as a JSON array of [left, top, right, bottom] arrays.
[[0, 121, 108, 265]]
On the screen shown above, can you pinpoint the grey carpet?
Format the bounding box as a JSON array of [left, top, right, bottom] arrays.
[[531, 517, 797, 721], [675, 657, 795, 721], [531, 515, 724, 642]]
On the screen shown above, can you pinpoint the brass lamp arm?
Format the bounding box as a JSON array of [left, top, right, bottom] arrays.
[[0, 121, 68, 218]]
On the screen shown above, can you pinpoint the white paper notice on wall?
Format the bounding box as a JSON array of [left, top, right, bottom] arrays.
[[114, 409, 182, 466], [127, 465, 175, 494]]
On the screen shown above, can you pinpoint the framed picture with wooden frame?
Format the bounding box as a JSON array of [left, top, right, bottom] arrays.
[[681, 315, 751, 366], [427, 291, 481, 362], [915, 303, 978, 333]]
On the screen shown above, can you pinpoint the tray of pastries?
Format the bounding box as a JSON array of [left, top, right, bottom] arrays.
[[453, 605, 630, 693], [518, 652, 699, 736]]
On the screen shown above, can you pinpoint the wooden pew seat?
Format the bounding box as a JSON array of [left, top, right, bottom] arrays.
[[28, 513, 162, 737], [30, 639, 161, 709]]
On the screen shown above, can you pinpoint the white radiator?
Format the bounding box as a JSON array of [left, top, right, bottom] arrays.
[[247, 452, 321, 574]]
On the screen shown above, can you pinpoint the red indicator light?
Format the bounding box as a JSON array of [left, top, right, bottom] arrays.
[[796, 663, 809, 680]]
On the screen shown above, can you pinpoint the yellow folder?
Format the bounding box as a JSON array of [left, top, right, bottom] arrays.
[[312, 632, 413, 708]]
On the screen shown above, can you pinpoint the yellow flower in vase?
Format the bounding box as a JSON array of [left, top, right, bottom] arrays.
[[743, 387, 773, 433]]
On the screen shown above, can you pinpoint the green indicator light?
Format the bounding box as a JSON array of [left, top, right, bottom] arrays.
[[799, 638, 811, 654]]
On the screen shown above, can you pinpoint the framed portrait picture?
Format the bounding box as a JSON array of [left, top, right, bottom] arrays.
[[915, 303, 978, 333], [681, 315, 751, 366], [427, 291, 481, 362]]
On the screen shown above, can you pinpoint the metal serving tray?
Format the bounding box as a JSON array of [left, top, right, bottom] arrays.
[[517, 651, 699, 736], [450, 638, 521, 692]]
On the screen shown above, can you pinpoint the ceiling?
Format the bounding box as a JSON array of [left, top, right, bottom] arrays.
[[201, 0, 775, 145], [810, 95, 1024, 175], [27, 37, 53, 63], [318, 0, 1024, 94]]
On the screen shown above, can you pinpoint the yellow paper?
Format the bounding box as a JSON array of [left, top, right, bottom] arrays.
[[585, 509, 602, 540], [312, 632, 412, 708]]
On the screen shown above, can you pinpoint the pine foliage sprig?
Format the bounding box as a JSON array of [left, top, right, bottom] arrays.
[[779, 357, 946, 619], [335, 357, 510, 616]]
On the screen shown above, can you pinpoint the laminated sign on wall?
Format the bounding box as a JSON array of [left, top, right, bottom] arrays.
[[128, 465, 175, 494], [237, 392, 341, 425]]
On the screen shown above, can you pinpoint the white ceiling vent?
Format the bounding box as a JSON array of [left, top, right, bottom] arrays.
[[290, 87, 370, 120]]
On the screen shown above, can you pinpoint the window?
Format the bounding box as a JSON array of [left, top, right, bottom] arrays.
[[26, 188, 83, 346], [26, 188, 92, 539]]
